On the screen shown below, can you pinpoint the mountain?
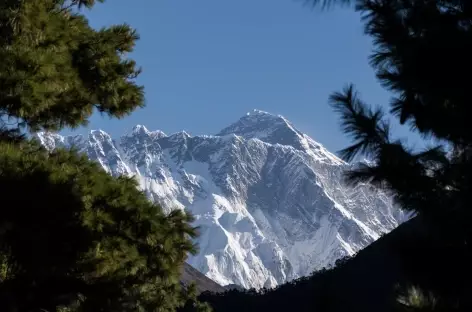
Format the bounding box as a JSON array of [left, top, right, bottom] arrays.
[[35, 109, 405, 289]]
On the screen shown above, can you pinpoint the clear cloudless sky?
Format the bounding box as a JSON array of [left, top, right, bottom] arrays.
[[63, 0, 422, 153]]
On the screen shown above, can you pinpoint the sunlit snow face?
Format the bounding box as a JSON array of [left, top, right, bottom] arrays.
[[34, 110, 403, 289]]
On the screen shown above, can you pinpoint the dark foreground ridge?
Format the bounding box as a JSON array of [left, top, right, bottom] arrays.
[[181, 216, 446, 312]]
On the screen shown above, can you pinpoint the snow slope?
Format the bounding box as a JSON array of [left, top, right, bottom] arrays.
[[36, 109, 404, 289]]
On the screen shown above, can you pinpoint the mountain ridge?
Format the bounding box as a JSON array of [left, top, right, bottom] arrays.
[[35, 110, 404, 289]]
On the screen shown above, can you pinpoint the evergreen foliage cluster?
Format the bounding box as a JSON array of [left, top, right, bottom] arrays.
[[324, 1, 472, 309], [0, 0, 144, 131], [0, 1, 208, 311], [0, 140, 199, 311]]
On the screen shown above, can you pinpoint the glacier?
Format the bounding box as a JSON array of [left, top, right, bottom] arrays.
[[35, 109, 405, 289]]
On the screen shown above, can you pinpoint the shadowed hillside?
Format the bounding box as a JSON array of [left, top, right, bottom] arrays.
[[180, 263, 226, 294], [181, 216, 440, 312]]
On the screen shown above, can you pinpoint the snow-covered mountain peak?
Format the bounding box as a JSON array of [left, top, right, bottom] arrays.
[[125, 124, 167, 139], [217, 110, 344, 166], [90, 129, 112, 141], [36, 131, 85, 152], [168, 130, 191, 141], [35, 111, 404, 289], [218, 110, 300, 146], [128, 124, 150, 136]]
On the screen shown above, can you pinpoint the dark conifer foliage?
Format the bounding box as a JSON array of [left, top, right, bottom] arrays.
[[0, 141, 201, 311], [311, 0, 472, 310], [0, 0, 144, 132], [0, 1, 207, 311]]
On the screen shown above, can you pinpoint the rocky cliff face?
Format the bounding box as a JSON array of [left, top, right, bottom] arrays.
[[36, 109, 404, 289]]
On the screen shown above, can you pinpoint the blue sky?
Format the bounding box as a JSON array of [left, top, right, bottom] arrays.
[[65, 0, 419, 153]]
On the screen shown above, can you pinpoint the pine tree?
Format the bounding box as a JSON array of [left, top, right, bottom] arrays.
[[305, 0, 472, 310], [0, 0, 144, 131], [0, 1, 207, 311], [0, 141, 202, 311]]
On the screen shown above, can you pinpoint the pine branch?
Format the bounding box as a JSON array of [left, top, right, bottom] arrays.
[[329, 84, 390, 162], [357, 0, 472, 144]]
